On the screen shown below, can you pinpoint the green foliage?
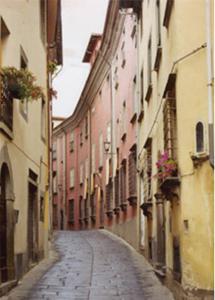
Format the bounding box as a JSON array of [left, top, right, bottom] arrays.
[[0, 66, 44, 101]]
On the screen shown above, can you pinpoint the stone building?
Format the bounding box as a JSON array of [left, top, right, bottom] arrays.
[[52, 1, 140, 248], [0, 0, 62, 295], [135, 0, 214, 298]]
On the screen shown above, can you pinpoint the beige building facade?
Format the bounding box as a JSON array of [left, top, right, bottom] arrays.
[[0, 0, 62, 295], [137, 0, 214, 299]]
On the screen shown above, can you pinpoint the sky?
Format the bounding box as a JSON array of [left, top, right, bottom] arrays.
[[52, 0, 109, 118]]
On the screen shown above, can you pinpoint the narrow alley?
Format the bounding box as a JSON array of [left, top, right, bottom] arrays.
[[2, 230, 174, 300]]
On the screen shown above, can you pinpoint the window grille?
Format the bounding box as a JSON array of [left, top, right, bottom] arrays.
[[106, 179, 113, 211], [120, 160, 127, 205], [114, 170, 120, 208], [163, 90, 177, 160], [196, 122, 204, 153], [143, 140, 152, 202], [128, 148, 137, 200]]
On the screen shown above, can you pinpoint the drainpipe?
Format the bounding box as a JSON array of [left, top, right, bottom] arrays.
[[205, 0, 214, 167], [110, 62, 115, 211]]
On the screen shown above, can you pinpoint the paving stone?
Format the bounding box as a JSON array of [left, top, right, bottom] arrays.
[[1, 230, 174, 300]]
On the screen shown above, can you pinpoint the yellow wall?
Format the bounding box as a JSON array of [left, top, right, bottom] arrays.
[[0, 0, 49, 261], [138, 0, 214, 295]]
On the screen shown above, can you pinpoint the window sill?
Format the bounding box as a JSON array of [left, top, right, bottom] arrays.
[[190, 152, 209, 168]]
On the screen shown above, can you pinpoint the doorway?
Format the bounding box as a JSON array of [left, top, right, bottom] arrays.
[[28, 182, 38, 266], [0, 163, 14, 283]]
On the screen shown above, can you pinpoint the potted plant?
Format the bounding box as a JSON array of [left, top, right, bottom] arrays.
[[155, 151, 177, 180], [0, 66, 44, 101]]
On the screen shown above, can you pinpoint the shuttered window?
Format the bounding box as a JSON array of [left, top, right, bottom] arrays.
[[163, 89, 177, 160], [120, 160, 127, 205], [68, 199, 74, 223], [128, 146, 137, 203], [114, 170, 120, 208], [70, 168, 75, 189], [143, 139, 152, 202], [106, 179, 113, 212]]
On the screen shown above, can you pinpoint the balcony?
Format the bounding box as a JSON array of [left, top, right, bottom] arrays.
[[159, 176, 180, 200], [140, 202, 152, 218], [0, 85, 13, 138]]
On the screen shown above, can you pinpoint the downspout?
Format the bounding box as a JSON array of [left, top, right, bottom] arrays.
[[205, 0, 214, 167], [110, 62, 115, 212]]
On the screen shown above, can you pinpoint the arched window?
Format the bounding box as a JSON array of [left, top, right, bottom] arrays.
[[196, 122, 204, 153]]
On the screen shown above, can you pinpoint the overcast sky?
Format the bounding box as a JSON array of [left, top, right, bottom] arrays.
[[52, 0, 108, 118]]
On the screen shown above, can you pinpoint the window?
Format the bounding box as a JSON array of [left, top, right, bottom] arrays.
[[163, 87, 177, 160], [156, 0, 161, 46], [53, 171, 57, 194], [106, 178, 113, 213], [121, 102, 127, 140], [131, 75, 137, 122], [41, 98, 46, 140], [70, 168, 75, 189], [40, 196, 44, 222], [121, 41, 126, 68], [85, 116, 88, 138], [40, 0, 46, 44], [85, 158, 89, 179], [114, 67, 119, 89], [80, 130, 83, 146], [107, 122, 111, 143], [53, 142, 57, 160], [145, 37, 152, 102], [79, 196, 84, 220], [120, 159, 127, 207], [70, 130, 74, 152], [143, 139, 152, 201], [92, 144, 96, 174], [20, 47, 28, 118], [154, 0, 162, 72], [140, 68, 144, 103], [114, 170, 120, 209], [68, 199, 74, 223], [163, 0, 174, 28], [128, 145, 137, 204], [80, 164, 84, 185], [99, 132, 103, 168], [196, 122, 204, 153]]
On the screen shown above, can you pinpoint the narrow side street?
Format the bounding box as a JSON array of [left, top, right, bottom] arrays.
[[2, 230, 174, 300]]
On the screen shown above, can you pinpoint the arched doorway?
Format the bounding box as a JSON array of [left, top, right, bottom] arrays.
[[0, 163, 14, 283]]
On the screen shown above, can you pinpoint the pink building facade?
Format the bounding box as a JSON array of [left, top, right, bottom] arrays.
[[52, 0, 141, 249]]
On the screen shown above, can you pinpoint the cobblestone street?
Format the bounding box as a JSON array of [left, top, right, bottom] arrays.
[[2, 230, 174, 300]]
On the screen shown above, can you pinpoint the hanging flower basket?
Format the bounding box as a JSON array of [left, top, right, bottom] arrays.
[[0, 67, 44, 101], [155, 151, 177, 180]]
